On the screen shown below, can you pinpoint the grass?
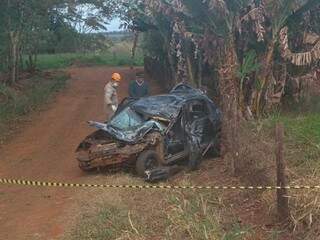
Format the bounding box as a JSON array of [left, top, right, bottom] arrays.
[[0, 71, 68, 139], [245, 111, 320, 239], [34, 51, 143, 70], [222, 109, 320, 239], [1, 41, 144, 72], [67, 191, 230, 240], [264, 112, 320, 173], [68, 205, 143, 240], [273, 113, 320, 239], [268, 112, 320, 145], [165, 190, 253, 240], [165, 191, 223, 239], [32, 42, 144, 70], [66, 175, 257, 240]]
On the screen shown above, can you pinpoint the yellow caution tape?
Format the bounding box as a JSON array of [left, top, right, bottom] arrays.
[[0, 178, 319, 190]]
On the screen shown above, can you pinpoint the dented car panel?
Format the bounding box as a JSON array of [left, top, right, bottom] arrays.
[[76, 83, 222, 176], [77, 130, 162, 170], [88, 119, 166, 144]]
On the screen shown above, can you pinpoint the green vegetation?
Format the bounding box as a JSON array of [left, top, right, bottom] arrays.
[[0, 72, 68, 128], [68, 205, 143, 240], [165, 191, 222, 239], [255, 112, 320, 239], [34, 51, 142, 70], [0, 0, 120, 85], [234, 111, 320, 239], [265, 113, 320, 173], [165, 191, 252, 240], [33, 44, 143, 70], [277, 114, 320, 145], [67, 178, 257, 240], [125, 0, 320, 116], [0, 1, 319, 239]]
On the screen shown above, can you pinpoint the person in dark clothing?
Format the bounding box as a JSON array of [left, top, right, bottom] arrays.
[[129, 73, 149, 99]]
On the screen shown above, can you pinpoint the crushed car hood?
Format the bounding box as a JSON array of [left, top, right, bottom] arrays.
[[88, 120, 166, 143]]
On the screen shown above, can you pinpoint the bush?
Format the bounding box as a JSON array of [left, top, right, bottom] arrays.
[[0, 71, 68, 128]]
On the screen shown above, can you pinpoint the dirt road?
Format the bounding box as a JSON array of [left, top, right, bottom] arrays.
[[0, 66, 291, 240], [0, 67, 159, 240]]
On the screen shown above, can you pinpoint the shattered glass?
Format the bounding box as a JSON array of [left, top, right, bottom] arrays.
[[109, 107, 144, 130]]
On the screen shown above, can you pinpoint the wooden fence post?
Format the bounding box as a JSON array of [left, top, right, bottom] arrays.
[[275, 123, 289, 222]]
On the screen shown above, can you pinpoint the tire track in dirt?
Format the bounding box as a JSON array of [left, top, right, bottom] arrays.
[[0, 66, 149, 240]]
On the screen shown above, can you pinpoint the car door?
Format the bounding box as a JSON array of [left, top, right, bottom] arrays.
[[185, 99, 215, 150]]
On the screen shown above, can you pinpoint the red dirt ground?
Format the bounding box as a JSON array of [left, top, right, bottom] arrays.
[[0, 66, 290, 239], [0, 66, 163, 240]]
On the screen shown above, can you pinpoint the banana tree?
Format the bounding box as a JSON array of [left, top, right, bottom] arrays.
[[277, 4, 320, 103], [180, 0, 254, 173], [247, 0, 320, 115], [120, 0, 319, 173]]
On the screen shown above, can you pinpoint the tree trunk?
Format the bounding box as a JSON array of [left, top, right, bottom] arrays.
[[266, 63, 287, 110], [19, 50, 23, 71], [254, 41, 276, 116], [219, 39, 240, 175], [167, 52, 177, 85], [27, 52, 37, 73], [27, 55, 34, 72], [186, 55, 195, 86], [198, 53, 203, 88], [35, 53, 38, 69], [131, 31, 139, 69], [9, 31, 20, 85]]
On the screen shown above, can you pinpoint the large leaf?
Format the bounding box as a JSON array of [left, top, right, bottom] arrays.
[[279, 26, 320, 66]]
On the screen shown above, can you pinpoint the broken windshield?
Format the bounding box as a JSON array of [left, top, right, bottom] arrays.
[[109, 107, 144, 130]]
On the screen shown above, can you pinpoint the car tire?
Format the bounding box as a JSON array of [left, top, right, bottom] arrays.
[[136, 150, 161, 177]]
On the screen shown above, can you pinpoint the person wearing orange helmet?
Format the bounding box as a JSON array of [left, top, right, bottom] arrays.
[[104, 72, 121, 120]]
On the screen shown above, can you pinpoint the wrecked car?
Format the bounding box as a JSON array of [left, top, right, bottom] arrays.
[[76, 83, 221, 181]]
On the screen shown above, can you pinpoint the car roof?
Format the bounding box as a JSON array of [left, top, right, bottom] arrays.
[[131, 83, 211, 120]]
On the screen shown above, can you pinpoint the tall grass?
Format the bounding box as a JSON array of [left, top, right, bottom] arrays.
[[0, 72, 68, 132], [68, 205, 144, 240], [66, 178, 255, 240], [165, 190, 253, 240], [248, 112, 320, 239]]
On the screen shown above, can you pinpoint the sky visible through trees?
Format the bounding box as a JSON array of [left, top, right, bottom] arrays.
[[107, 18, 122, 32]]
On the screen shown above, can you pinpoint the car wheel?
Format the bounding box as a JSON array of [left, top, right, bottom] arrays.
[[136, 150, 161, 177]]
